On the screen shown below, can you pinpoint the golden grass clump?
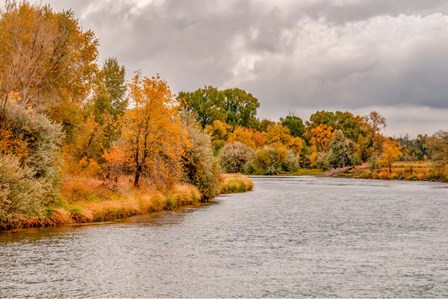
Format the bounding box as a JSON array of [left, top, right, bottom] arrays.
[[220, 173, 254, 194]]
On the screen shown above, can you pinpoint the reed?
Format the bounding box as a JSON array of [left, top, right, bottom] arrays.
[[220, 173, 254, 194]]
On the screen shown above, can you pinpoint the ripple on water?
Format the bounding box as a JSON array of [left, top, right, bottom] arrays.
[[1, 176, 448, 297]]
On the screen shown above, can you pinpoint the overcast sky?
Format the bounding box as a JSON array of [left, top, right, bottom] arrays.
[[24, 0, 448, 136]]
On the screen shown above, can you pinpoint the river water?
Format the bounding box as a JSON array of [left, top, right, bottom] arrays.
[[1, 176, 448, 297]]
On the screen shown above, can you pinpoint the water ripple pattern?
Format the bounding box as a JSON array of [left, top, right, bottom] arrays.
[[1, 176, 448, 297]]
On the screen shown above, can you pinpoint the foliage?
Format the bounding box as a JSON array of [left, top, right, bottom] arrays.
[[328, 129, 357, 168], [250, 146, 288, 175], [222, 88, 259, 128], [122, 72, 188, 188], [205, 120, 230, 154], [3, 102, 62, 182], [426, 131, 448, 179], [281, 114, 306, 138], [0, 1, 98, 132], [182, 115, 222, 200], [227, 126, 265, 149], [0, 155, 50, 223], [219, 142, 255, 173], [378, 139, 403, 173], [178, 86, 260, 129], [178, 86, 226, 129], [0, 102, 62, 224]]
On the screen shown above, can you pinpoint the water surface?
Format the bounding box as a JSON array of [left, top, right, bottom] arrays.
[[1, 176, 448, 297]]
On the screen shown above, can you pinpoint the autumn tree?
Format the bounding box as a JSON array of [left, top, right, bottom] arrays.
[[0, 1, 98, 131], [123, 72, 188, 188], [205, 120, 230, 154], [328, 129, 357, 168], [426, 131, 448, 176], [181, 114, 221, 200], [378, 139, 402, 173], [227, 126, 265, 149]]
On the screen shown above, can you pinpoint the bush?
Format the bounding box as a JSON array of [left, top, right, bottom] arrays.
[[251, 146, 287, 175], [5, 103, 63, 181], [219, 141, 255, 173], [0, 155, 50, 222], [282, 150, 300, 173], [0, 103, 62, 209], [182, 117, 222, 200]]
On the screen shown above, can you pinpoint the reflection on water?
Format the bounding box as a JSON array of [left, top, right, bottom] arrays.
[[1, 177, 448, 297]]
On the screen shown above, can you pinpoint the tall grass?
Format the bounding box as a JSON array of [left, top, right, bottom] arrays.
[[220, 173, 254, 194]]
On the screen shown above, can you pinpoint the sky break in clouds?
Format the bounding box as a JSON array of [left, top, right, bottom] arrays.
[[24, 0, 448, 137]]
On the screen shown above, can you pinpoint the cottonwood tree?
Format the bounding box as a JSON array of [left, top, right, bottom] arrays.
[[123, 73, 188, 188], [0, 1, 98, 130], [379, 139, 402, 173]]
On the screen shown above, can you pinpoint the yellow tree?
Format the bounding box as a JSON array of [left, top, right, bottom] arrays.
[[309, 124, 334, 152], [379, 139, 402, 173], [123, 73, 188, 188], [307, 124, 334, 168], [0, 1, 98, 128]]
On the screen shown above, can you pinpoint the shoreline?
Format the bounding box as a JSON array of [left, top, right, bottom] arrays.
[[0, 174, 253, 232]]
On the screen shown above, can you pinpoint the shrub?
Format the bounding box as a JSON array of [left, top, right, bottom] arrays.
[[4, 103, 63, 181], [251, 146, 287, 175], [0, 155, 50, 223], [282, 150, 300, 173], [182, 117, 222, 200], [219, 141, 255, 173], [1, 103, 63, 209]]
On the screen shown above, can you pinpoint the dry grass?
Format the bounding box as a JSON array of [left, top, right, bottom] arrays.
[[1, 173, 253, 231], [220, 173, 254, 194], [338, 161, 447, 182]]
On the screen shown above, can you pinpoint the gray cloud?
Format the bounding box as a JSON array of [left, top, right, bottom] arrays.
[[18, 0, 448, 135]]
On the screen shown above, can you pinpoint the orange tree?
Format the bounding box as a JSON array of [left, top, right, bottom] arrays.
[[122, 73, 188, 188]]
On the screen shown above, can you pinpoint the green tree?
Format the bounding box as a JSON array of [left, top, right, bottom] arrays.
[[426, 131, 448, 172], [223, 88, 259, 128], [178, 86, 226, 129], [328, 129, 357, 168], [281, 114, 306, 138], [102, 57, 127, 118]]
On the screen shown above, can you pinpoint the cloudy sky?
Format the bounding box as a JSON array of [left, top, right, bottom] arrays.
[[29, 0, 448, 136]]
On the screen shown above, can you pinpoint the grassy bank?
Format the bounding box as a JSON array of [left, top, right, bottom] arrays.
[[334, 161, 448, 182], [220, 173, 254, 194], [1, 174, 253, 231]]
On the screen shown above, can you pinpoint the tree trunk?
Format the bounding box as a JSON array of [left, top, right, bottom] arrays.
[[134, 164, 142, 187]]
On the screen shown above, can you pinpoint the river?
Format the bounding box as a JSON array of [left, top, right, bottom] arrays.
[[1, 176, 448, 297]]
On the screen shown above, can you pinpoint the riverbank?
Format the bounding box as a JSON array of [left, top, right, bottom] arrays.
[[332, 161, 447, 183], [0, 173, 253, 231]]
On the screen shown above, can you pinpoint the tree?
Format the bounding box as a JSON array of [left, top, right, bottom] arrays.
[[378, 139, 402, 173], [178, 86, 226, 129], [227, 126, 265, 149], [309, 124, 334, 153], [0, 1, 98, 129], [223, 88, 259, 128], [281, 114, 306, 138], [102, 57, 127, 118], [328, 129, 357, 168], [181, 114, 221, 200], [426, 131, 448, 173], [205, 120, 230, 154], [123, 73, 188, 188], [219, 142, 255, 173]]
